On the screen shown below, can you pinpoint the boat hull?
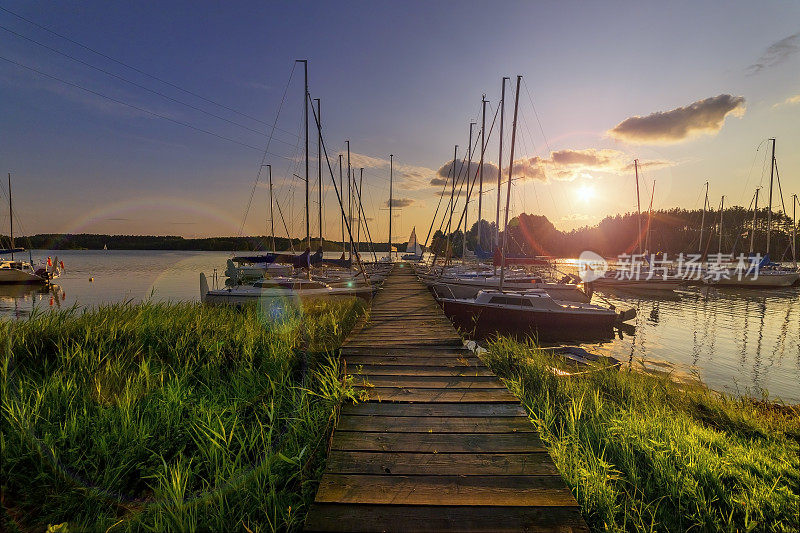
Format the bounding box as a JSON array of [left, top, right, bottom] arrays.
[[439, 299, 617, 341], [429, 279, 589, 303], [705, 272, 799, 288], [0, 269, 48, 284]]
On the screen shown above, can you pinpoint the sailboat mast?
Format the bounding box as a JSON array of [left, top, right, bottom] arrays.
[[339, 155, 345, 255], [389, 154, 393, 260], [749, 188, 759, 254], [298, 59, 310, 255], [766, 138, 775, 255], [699, 181, 708, 254], [268, 165, 276, 253], [645, 180, 655, 255], [315, 98, 322, 250], [444, 145, 458, 267], [357, 167, 363, 257], [792, 194, 797, 268], [495, 77, 508, 255], [7, 173, 13, 260], [499, 75, 521, 292], [462, 122, 475, 260], [634, 159, 642, 255], [718, 195, 725, 256], [477, 95, 487, 250], [347, 140, 352, 260]]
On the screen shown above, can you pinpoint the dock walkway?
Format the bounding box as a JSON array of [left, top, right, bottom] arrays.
[[305, 264, 588, 532]]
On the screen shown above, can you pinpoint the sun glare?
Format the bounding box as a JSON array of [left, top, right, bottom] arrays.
[[576, 184, 595, 203]]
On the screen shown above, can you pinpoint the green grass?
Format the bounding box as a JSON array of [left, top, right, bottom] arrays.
[[482, 337, 800, 533], [1, 297, 365, 532]]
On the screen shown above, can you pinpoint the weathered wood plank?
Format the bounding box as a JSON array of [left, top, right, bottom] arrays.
[[315, 474, 575, 506], [325, 451, 557, 475], [340, 402, 528, 417], [362, 387, 518, 402], [330, 431, 545, 453], [349, 364, 495, 376], [305, 504, 589, 532], [344, 355, 484, 367], [337, 415, 533, 433], [351, 375, 506, 388]]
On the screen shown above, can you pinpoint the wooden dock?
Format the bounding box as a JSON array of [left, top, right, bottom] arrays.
[[304, 264, 588, 532]]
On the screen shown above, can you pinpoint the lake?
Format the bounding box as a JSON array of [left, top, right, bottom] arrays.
[[3, 250, 798, 403]]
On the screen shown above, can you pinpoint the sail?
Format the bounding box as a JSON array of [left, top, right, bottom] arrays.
[[404, 227, 423, 257]]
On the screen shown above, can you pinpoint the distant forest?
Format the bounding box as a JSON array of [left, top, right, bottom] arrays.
[[430, 206, 798, 260], [3, 206, 797, 260]]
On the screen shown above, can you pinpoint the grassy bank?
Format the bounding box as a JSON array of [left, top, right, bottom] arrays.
[[1, 297, 365, 532], [483, 338, 800, 532]]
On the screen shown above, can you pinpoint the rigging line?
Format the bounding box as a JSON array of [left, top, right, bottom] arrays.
[[0, 25, 300, 149], [0, 54, 293, 154], [236, 62, 297, 239], [0, 5, 274, 127], [740, 139, 768, 205]]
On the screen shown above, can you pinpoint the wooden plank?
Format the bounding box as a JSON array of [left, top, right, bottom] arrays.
[[344, 355, 484, 367], [351, 375, 506, 388], [305, 504, 589, 532], [340, 402, 528, 417], [349, 364, 495, 376], [325, 451, 557, 475], [362, 387, 518, 402], [315, 474, 575, 506], [344, 348, 474, 358], [337, 415, 533, 433], [330, 431, 545, 453]]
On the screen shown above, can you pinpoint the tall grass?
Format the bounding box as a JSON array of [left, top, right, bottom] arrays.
[[1, 297, 365, 532], [482, 337, 800, 532]]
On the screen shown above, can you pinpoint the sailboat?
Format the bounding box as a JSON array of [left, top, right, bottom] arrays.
[[401, 226, 424, 260], [704, 139, 799, 288], [1, 173, 61, 284], [433, 76, 635, 340]]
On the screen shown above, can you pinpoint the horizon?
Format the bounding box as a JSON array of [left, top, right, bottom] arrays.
[[2, 1, 799, 242]]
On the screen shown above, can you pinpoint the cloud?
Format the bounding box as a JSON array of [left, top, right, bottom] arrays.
[[773, 94, 800, 108], [386, 198, 415, 208], [433, 160, 500, 186], [746, 33, 800, 75], [341, 151, 438, 191], [607, 94, 746, 144], [432, 148, 675, 185]]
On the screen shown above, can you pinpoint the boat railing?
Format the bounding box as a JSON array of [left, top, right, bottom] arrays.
[[430, 283, 457, 301]]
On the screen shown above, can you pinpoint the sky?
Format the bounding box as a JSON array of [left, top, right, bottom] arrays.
[[1, 1, 799, 244]]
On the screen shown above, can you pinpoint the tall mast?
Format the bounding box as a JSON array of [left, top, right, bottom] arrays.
[[389, 154, 393, 260], [766, 138, 776, 255], [634, 159, 642, 255], [462, 122, 475, 260], [477, 95, 487, 250], [444, 145, 458, 266], [7, 173, 13, 260], [296, 59, 310, 255], [495, 77, 508, 255], [792, 194, 797, 268], [339, 155, 345, 254], [347, 140, 352, 260], [749, 188, 759, 254], [499, 75, 521, 291], [699, 181, 708, 254], [315, 98, 322, 250], [267, 165, 276, 253], [645, 180, 655, 255], [718, 195, 725, 256], [357, 167, 363, 258]]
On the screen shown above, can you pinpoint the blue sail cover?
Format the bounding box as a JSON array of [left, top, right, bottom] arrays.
[[474, 244, 494, 260]]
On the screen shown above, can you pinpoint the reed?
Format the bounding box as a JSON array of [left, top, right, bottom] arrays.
[[482, 337, 800, 532], [1, 297, 365, 532]]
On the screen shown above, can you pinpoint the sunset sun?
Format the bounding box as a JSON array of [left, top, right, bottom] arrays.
[[575, 184, 595, 203]]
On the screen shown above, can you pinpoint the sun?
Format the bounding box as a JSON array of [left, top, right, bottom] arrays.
[[575, 184, 595, 203]]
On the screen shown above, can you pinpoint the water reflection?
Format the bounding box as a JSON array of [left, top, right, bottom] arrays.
[[0, 284, 65, 318]]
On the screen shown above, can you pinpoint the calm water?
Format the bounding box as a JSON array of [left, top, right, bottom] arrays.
[[3, 250, 799, 403]]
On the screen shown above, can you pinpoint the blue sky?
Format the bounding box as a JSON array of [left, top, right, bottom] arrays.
[[1, 1, 798, 242]]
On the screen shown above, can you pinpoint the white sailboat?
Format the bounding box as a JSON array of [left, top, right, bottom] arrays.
[[401, 226, 424, 261]]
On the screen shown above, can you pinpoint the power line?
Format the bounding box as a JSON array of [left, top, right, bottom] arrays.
[[0, 5, 273, 127], [0, 24, 303, 149], [0, 54, 318, 164]]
